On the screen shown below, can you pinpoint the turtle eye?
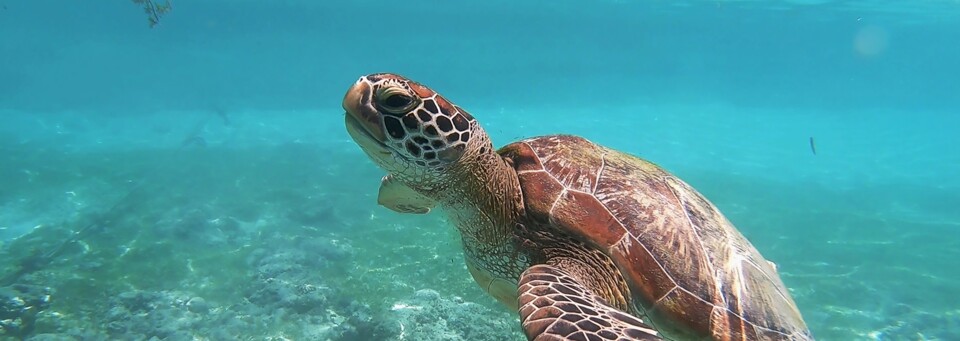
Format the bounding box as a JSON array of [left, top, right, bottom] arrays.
[[384, 94, 412, 109], [376, 87, 418, 115]]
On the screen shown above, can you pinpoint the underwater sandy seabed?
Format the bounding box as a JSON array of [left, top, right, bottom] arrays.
[[0, 105, 957, 340]]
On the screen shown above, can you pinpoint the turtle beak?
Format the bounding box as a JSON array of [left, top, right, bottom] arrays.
[[343, 79, 387, 142]]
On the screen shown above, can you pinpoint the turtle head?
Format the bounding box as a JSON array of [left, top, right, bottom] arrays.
[[343, 73, 488, 182]]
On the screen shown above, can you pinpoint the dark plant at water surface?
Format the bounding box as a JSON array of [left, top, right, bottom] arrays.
[[132, 0, 171, 27]]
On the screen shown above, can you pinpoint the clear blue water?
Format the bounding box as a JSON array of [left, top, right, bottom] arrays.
[[1, 0, 958, 340]]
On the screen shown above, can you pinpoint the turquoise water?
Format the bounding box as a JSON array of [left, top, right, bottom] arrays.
[[1, 0, 958, 340]]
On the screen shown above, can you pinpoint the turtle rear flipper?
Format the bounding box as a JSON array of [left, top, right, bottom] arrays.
[[518, 264, 662, 341], [378, 174, 435, 214]]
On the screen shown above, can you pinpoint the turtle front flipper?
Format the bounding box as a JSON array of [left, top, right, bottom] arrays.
[[378, 174, 435, 214], [518, 264, 662, 341]]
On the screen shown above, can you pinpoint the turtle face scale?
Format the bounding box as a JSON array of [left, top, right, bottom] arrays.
[[343, 73, 478, 175]]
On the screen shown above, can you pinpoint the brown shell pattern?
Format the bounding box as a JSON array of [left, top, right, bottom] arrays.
[[502, 135, 812, 341]]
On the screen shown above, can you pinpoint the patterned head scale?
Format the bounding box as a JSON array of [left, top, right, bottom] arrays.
[[343, 73, 480, 170]]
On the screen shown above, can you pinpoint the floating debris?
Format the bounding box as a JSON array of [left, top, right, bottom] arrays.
[[131, 0, 172, 28], [809, 136, 817, 155]]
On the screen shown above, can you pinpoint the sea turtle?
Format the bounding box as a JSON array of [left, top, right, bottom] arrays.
[[342, 73, 813, 341]]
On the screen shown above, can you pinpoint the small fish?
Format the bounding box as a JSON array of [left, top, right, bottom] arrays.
[[809, 137, 817, 155]]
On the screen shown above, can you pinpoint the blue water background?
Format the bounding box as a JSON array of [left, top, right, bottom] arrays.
[[1, 0, 958, 339]]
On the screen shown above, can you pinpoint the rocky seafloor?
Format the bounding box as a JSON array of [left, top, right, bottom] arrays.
[[0, 144, 521, 340]]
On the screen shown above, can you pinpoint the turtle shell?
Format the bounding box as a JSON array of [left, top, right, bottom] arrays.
[[499, 135, 812, 340]]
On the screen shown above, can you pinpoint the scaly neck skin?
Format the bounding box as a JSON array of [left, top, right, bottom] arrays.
[[417, 136, 524, 253]]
